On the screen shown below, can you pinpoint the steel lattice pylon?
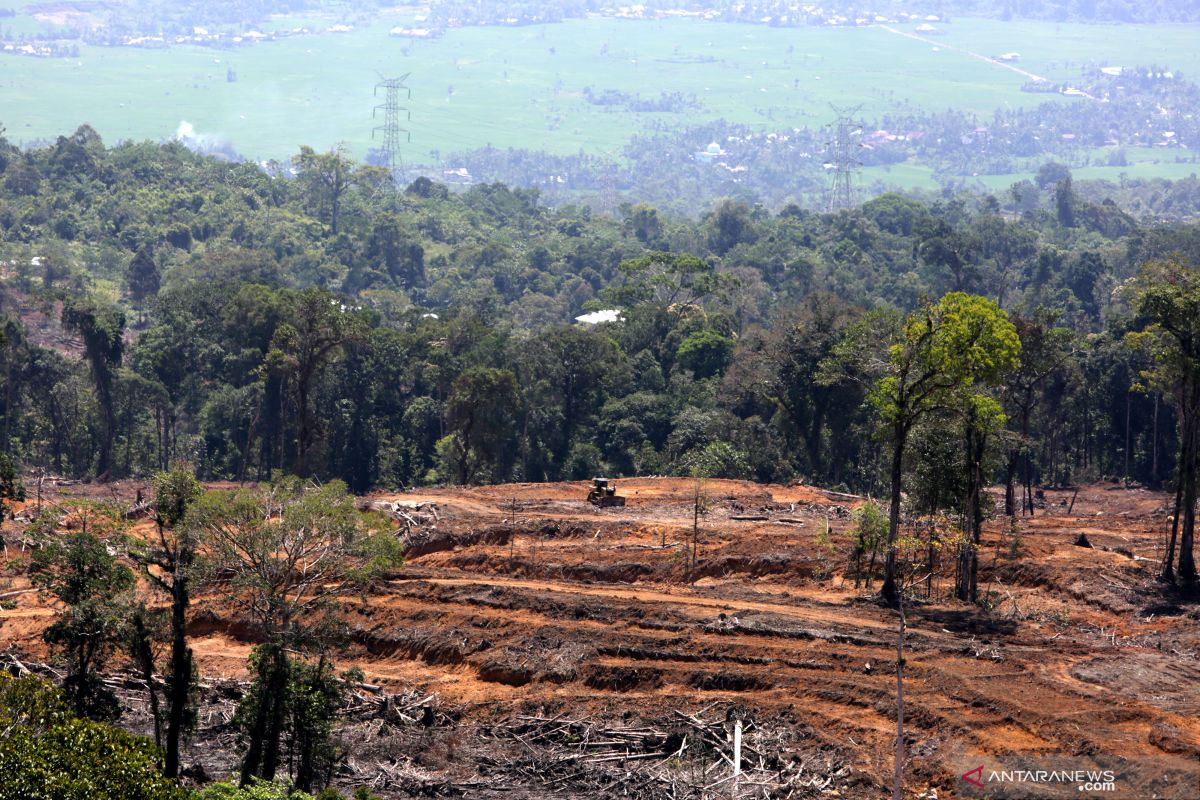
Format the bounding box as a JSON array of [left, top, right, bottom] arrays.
[[825, 104, 863, 212], [373, 73, 412, 184]]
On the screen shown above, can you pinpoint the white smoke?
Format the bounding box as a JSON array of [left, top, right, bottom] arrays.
[[172, 120, 239, 161]]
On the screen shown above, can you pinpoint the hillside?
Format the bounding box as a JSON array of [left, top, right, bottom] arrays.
[[1, 477, 1197, 797], [2, 126, 1200, 798]]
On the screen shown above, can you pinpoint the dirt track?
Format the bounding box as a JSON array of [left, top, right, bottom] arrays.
[[2, 478, 1199, 798]]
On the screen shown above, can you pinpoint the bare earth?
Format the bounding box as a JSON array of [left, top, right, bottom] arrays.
[[2, 478, 1198, 798]]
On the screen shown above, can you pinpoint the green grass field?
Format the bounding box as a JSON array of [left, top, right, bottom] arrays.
[[2, 14, 1198, 189]]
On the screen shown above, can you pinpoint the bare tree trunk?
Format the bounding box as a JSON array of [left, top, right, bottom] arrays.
[[164, 570, 192, 779], [155, 408, 164, 472], [261, 646, 289, 782], [882, 421, 907, 606], [1124, 391, 1132, 482], [131, 611, 162, 753], [240, 672, 271, 785], [1021, 406, 1034, 516], [951, 419, 989, 603], [1023, 445, 1035, 517], [1173, 382, 1199, 582], [1152, 393, 1160, 487], [1180, 448, 1197, 581], [1163, 459, 1183, 583], [691, 485, 700, 583], [893, 598, 907, 800], [1003, 449, 1017, 517]]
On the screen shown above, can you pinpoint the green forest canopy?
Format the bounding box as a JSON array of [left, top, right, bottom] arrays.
[[0, 124, 1196, 500]]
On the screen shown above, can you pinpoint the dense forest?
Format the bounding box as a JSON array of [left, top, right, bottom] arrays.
[[1, 123, 1198, 500]]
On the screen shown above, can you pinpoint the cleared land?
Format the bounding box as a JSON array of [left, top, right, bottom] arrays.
[[2, 478, 1198, 797], [2, 16, 1199, 187]]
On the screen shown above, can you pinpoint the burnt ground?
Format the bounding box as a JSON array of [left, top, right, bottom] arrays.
[[2, 478, 1199, 798]]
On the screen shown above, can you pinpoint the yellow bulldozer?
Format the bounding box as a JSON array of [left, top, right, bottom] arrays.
[[587, 477, 626, 508]]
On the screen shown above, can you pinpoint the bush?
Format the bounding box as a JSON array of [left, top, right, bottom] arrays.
[[199, 779, 313, 800], [847, 500, 889, 588], [0, 673, 189, 800]]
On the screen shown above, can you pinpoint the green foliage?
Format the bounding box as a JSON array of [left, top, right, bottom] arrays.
[[293, 145, 360, 235], [190, 478, 400, 785], [681, 441, 751, 479], [197, 780, 377, 800], [199, 778, 315, 800], [444, 368, 522, 484], [153, 466, 204, 529], [29, 524, 135, 720], [848, 501, 889, 563], [905, 417, 968, 516], [1129, 256, 1200, 580], [1005, 517, 1024, 560], [0, 452, 25, 519], [609, 252, 727, 310], [0, 125, 1187, 523], [285, 658, 350, 792], [191, 478, 399, 628], [127, 247, 161, 303], [264, 288, 370, 476], [675, 329, 734, 379], [60, 296, 126, 478], [0, 673, 189, 800], [871, 292, 1021, 430], [564, 441, 604, 480]]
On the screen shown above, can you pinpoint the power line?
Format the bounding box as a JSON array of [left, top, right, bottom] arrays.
[[373, 73, 411, 185], [825, 103, 863, 212]]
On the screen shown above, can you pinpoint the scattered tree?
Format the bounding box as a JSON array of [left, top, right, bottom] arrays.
[[190, 479, 402, 787], [28, 514, 135, 721]]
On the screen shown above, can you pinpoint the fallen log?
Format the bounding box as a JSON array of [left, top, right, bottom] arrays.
[[123, 502, 154, 520], [820, 488, 864, 500]]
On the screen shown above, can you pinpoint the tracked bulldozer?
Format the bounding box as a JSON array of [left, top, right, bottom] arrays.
[[587, 477, 626, 507]]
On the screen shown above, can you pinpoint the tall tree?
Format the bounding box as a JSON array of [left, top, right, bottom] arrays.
[[130, 467, 203, 779], [1130, 257, 1200, 582], [1001, 310, 1074, 517], [770, 293, 865, 484], [956, 392, 1013, 603], [444, 367, 522, 484], [293, 145, 358, 235], [61, 298, 125, 481], [265, 289, 367, 476], [127, 246, 160, 304], [834, 293, 1020, 604], [28, 510, 134, 720], [190, 479, 401, 786], [518, 327, 621, 474]]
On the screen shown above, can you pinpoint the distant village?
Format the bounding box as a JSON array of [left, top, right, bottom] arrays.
[[1, 21, 358, 57], [2, 3, 975, 58]]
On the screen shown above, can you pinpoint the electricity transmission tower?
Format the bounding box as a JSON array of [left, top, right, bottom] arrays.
[[596, 146, 620, 215], [373, 73, 411, 184], [825, 103, 863, 212]]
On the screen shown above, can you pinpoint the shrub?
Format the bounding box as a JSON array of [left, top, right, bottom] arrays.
[[0, 673, 190, 800]]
